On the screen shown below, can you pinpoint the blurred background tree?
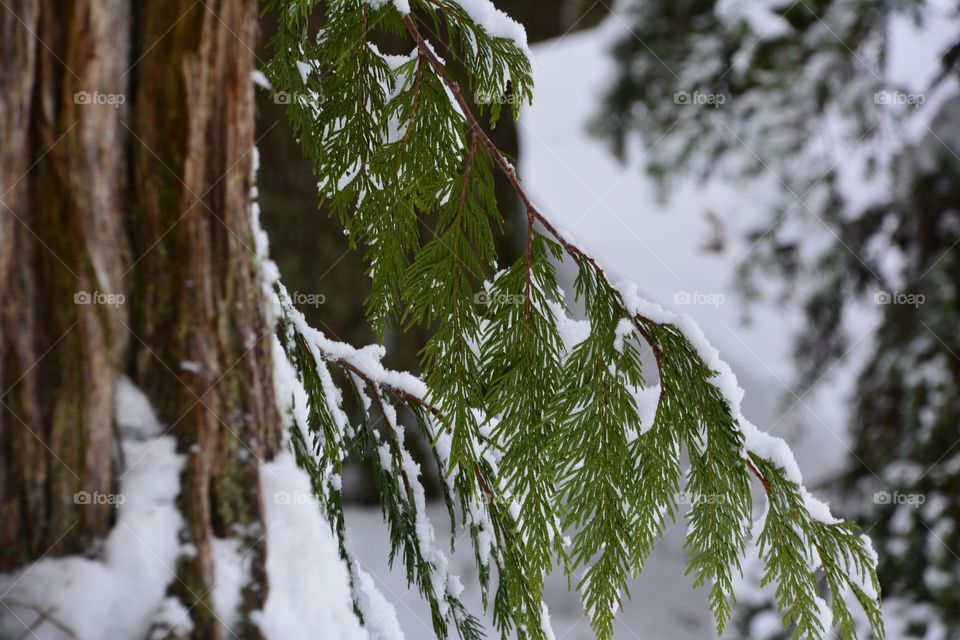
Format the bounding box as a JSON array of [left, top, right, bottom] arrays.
[[590, 0, 960, 637]]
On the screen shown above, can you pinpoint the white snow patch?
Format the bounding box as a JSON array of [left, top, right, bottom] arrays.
[[452, 0, 530, 57], [179, 360, 202, 374], [0, 377, 186, 640], [211, 536, 249, 633], [613, 317, 634, 353], [362, 0, 410, 15], [252, 453, 368, 640], [716, 0, 794, 39], [251, 69, 272, 90], [352, 563, 405, 640]]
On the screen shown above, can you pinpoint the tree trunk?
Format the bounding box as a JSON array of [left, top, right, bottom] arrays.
[[0, 2, 281, 638]]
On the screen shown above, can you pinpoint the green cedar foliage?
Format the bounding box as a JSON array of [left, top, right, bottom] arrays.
[[752, 456, 884, 640], [262, 1, 885, 638]]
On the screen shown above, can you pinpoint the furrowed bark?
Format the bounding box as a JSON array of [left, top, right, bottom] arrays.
[[1, 1, 281, 637], [0, 0, 42, 567], [130, 2, 282, 636], [1, 0, 130, 567]]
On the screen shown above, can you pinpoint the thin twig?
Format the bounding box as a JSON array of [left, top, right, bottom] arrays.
[[523, 206, 534, 319], [399, 59, 425, 152]]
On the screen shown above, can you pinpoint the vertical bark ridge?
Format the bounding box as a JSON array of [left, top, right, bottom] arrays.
[[131, 1, 280, 637], [1, 0, 130, 566]]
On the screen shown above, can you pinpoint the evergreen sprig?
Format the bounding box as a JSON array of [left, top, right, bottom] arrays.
[[636, 319, 752, 633], [480, 232, 567, 596], [547, 265, 645, 639], [263, 1, 885, 639], [753, 456, 884, 640], [276, 286, 491, 639]]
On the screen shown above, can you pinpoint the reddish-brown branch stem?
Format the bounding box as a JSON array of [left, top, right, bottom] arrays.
[[370, 384, 417, 494], [358, 7, 370, 116], [399, 60, 425, 152], [334, 355, 441, 421], [523, 209, 534, 318], [405, 17, 605, 268], [747, 459, 771, 492]]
